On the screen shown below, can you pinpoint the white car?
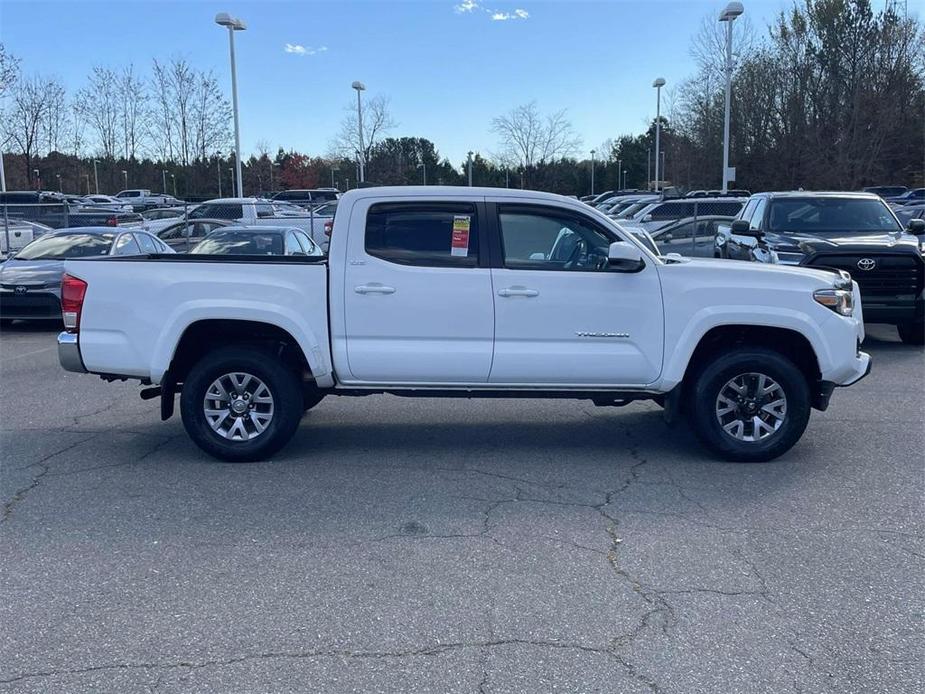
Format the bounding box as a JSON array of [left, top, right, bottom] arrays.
[[623, 197, 745, 233], [81, 195, 134, 213], [57, 186, 870, 463], [187, 197, 331, 249]]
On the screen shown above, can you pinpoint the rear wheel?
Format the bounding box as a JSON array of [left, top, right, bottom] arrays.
[[687, 348, 811, 462], [180, 346, 303, 462], [897, 321, 924, 346]]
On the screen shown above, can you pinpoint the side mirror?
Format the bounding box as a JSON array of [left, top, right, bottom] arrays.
[[730, 219, 763, 238], [608, 241, 645, 272], [907, 218, 925, 235]]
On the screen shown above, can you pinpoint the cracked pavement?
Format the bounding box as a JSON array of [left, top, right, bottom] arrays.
[[1, 323, 922, 693]]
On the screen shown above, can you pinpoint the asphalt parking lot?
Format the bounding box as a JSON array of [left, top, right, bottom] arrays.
[[1, 323, 922, 693]]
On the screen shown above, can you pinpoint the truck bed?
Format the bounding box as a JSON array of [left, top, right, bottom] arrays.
[[64, 255, 331, 385]]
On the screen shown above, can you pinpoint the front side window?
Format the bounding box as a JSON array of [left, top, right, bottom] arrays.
[[365, 203, 480, 267], [498, 206, 613, 272], [135, 233, 159, 254], [113, 233, 141, 256], [749, 199, 768, 230]]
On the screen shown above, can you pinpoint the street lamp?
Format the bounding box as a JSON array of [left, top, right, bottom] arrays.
[[228, 167, 234, 196], [417, 162, 426, 185], [121, 169, 128, 189], [33, 169, 40, 190], [216, 12, 247, 198], [623, 170, 628, 189], [467, 151, 474, 187], [719, 1, 744, 194], [170, 173, 177, 197], [352, 81, 366, 183], [590, 149, 596, 196], [270, 161, 280, 192], [331, 165, 339, 189], [56, 174, 62, 192], [652, 77, 665, 192], [162, 169, 168, 194], [617, 158, 622, 192]]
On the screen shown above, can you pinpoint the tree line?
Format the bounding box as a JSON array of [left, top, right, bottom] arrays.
[[1, 0, 921, 200]]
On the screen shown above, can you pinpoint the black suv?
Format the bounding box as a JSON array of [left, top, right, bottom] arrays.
[[715, 192, 925, 345]]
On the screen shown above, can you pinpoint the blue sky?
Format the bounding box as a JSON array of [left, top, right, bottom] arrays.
[[1, 0, 845, 164]]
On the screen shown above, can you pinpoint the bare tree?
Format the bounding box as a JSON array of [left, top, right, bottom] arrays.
[[0, 43, 20, 99], [6, 75, 56, 185], [190, 70, 231, 162], [148, 59, 176, 162], [42, 79, 67, 154], [118, 65, 147, 160], [491, 101, 582, 167], [76, 66, 120, 160], [329, 94, 397, 163]]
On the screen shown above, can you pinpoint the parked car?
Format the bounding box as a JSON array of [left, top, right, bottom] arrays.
[[685, 189, 751, 198], [604, 195, 659, 217], [141, 206, 188, 221], [1, 221, 38, 257], [190, 226, 323, 257], [58, 186, 870, 463], [890, 188, 925, 206], [187, 197, 330, 248], [1, 227, 172, 325], [80, 195, 134, 212], [715, 192, 925, 344], [0, 191, 144, 229], [642, 215, 738, 257], [623, 197, 745, 234], [894, 204, 925, 229], [863, 185, 908, 200], [114, 190, 183, 210], [270, 189, 340, 210], [154, 219, 233, 252]]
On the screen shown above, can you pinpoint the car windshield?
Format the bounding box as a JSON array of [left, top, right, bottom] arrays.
[[767, 198, 902, 233], [191, 231, 285, 255], [312, 202, 338, 216], [15, 233, 114, 260]]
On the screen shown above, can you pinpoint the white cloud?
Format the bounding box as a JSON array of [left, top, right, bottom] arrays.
[[456, 3, 529, 21], [490, 8, 529, 21], [454, 1, 479, 12], [284, 43, 328, 56]]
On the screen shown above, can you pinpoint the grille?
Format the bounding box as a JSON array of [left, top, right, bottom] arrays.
[[804, 254, 923, 296], [0, 291, 61, 318]]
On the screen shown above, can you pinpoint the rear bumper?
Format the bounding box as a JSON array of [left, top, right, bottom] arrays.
[[57, 332, 87, 373]]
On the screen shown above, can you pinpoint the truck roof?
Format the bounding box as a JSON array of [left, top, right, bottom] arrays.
[[339, 186, 582, 204]]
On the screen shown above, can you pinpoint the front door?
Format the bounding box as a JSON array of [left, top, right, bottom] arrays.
[[489, 203, 664, 386], [343, 200, 494, 384]]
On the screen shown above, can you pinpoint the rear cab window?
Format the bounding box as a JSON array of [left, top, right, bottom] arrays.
[[365, 202, 480, 267]]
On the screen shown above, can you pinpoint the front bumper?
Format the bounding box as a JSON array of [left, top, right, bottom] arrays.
[[57, 332, 87, 373], [0, 288, 61, 320]]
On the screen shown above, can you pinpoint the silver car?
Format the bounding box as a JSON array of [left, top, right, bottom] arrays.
[[0, 227, 172, 325]]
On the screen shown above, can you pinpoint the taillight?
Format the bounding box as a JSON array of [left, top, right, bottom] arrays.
[[61, 273, 88, 333], [106, 216, 118, 227], [323, 220, 333, 237]]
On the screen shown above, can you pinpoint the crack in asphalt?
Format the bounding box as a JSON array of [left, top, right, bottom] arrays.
[[0, 639, 617, 685], [1, 433, 99, 524]]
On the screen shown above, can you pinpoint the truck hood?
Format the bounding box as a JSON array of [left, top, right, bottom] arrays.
[[0, 259, 66, 287], [762, 230, 918, 253], [669, 256, 843, 287]]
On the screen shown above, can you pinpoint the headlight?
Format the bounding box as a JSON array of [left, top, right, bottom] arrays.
[[814, 289, 854, 316]]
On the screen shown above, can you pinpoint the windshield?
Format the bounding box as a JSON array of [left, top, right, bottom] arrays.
[[191, 231, 284, 255], [15, 233, 114, 260], [767, 198, 902, 233]]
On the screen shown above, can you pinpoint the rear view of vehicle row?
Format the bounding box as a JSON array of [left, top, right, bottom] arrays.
[[57, 187, 870, 464]]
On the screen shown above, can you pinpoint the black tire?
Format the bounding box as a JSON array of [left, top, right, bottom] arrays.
[[303, 388, 326, 412], [897, 321, 925, 346], [0, 319, 13, 328], [686, 347, 811, 463], [180, 346, 303, 462]]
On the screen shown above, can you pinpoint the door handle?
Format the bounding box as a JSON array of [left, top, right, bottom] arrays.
[[497, 287, 539, 298], [355, 284, 396, 295]]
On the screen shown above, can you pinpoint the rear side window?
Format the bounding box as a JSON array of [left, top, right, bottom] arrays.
[[189, 203, 243, 220], [365, 203, 480, 268], [135, 233, 159, 254], [311, 191, 338, 203], [649, 202, 694, 220]]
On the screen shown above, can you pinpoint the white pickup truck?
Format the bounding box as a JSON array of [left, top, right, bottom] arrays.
[[114, 189, 180, 210], [57, 187, 870, 463]]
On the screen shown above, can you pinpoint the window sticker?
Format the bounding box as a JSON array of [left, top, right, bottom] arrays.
[[451, 215, 471, 257]]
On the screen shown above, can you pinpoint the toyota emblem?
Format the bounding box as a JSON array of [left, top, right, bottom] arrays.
[[14, 285, 28, 296], [856, 258, 876, 271]]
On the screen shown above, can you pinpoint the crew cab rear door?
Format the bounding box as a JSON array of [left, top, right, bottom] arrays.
[[487, 201, 664, 386], [340, 198, 494, 384]]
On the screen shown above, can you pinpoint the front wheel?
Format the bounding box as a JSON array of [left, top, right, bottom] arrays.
[[686, 348, 811, 462], [897, 321, 924, 346], [180, 346, 304, 462]]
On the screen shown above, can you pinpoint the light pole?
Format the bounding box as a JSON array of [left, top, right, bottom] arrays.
[[617, 158, 622, 191], [216, 12, 247, 198], [352, 81, 366, 183], [82, 174, 90, 194], [270, 161, 279, 192], [162, 169, 168, 193], [121, 169, 128, 189], [0, 150, 6, 192], [33, 169, 40, 190], [93, 160, 100, 194], [504, 168, 510, 188], [331, 166, 339, 188], [467, 151, 473, 187], [216, 154, 223, 197], [647, 149, 651, 190], [652, 77, 665, 192], [228, 167, 234, 196], [623, 170, 628, 189], [417, 162, 426, 185], [590, 149, 596, 196], [719, 1, 744, 194], [56, 174, 62, 192], [171, 173, 177, 197], [661, 151, 666, 188]]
